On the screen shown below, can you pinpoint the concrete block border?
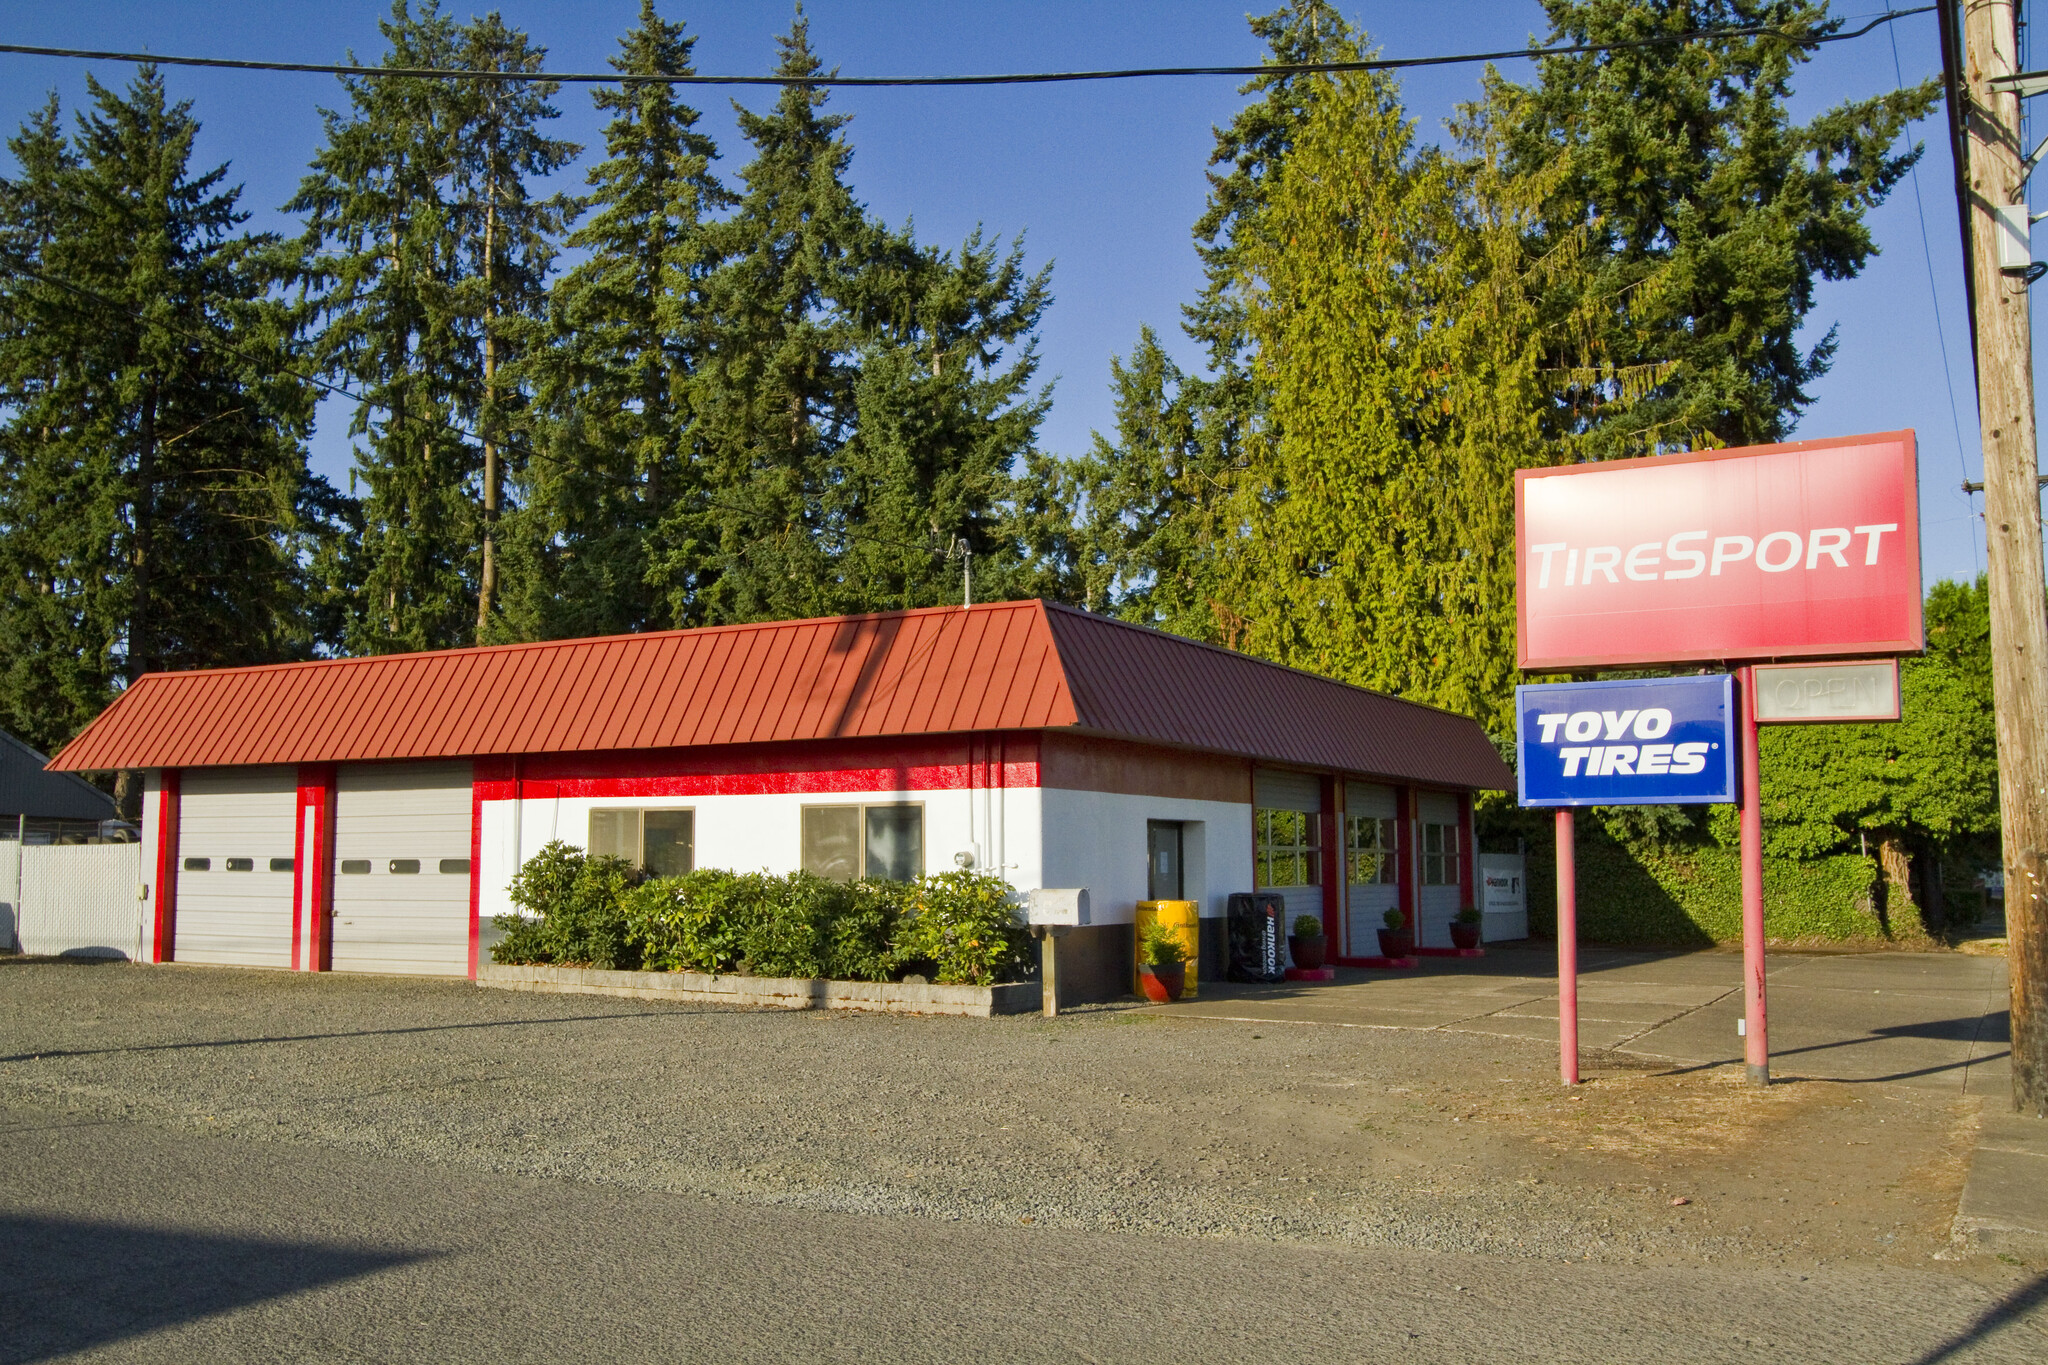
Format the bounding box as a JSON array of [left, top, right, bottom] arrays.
[[476, 962, 1041, 1018]]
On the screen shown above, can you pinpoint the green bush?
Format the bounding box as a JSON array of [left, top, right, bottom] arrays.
[[491, 841, 642, 969], [625, 869, 899, 981], [887, 870, 1032, 986], [497, 850, 1028, 984]]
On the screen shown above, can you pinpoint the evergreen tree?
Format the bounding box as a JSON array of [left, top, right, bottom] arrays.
[[1496, 0, 1938, 453], [651, 14, 1048, 624], [455, 13, 578, 640], [288, 1, 574, 652], [505, 0, 728, 641], [1072, 1, 1358, 639], [0, 72, 330, 763]]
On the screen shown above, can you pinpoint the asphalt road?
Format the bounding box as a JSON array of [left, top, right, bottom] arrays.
[[3, 1100, 2045, 1365], [2, 952, 2043, 1363]]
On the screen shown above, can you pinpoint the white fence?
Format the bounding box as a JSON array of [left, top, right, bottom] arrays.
[[6, 842, 145, 958]]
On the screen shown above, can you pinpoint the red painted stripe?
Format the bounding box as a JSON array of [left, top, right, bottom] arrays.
[[153, 771, 180, 963], [467, 775, 483, 980], [473, 760, 1041, 803], [290, 782, 307, 972]]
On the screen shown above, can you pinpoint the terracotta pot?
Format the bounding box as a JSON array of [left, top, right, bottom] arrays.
[[1377, 927, 1414, 958], [1138, 962, 1185, 1002], [1450, 922, 1482, 951], [1288, 934, 1327, 971]]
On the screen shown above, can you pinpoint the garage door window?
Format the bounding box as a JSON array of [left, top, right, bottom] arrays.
[[589, 808, 695, 877], [1422, 821, 1462, 886], [800, 804, 923, 883], [1346, 815, 1397, 885], [1256, 809, 1320, 889]]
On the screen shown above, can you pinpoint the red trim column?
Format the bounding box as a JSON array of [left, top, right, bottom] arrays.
[[293, 765, 336, 972], [1457, 791, 1477, 910], [1394, 786, 1415, 933], [151, 770, 181, 963], [1320, 775, 1342, 939]]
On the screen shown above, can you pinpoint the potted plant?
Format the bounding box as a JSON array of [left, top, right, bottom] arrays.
[[1288, 913, 1327, 971], [1137, 920, 1189, 1002], [1378, 906, 1413, 959], [1450, 905, 1483, 951]]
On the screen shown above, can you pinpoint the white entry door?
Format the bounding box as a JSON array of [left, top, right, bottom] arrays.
[[330, 762, 474, 976], [176, 767, 297, 967]]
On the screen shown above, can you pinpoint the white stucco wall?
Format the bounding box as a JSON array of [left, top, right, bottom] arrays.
[[478, 784, 1046, 924], [1037, 787, 1254, 925]]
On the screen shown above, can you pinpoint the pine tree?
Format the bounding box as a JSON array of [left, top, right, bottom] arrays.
[[0, 72, 330, 762], [652, 14, 1049, 624], [1497, 0, 1938, 453], [505, 0, 728, 640], [455, 13, 577, 640], [1072, 1, 1357, 639], [288, 0, 573, 652]]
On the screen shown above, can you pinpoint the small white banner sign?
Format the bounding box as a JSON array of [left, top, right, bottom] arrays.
[[1752, 660, 1900, 723]]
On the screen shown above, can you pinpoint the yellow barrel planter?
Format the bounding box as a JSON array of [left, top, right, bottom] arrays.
[[1134, 900, 1200, 998]]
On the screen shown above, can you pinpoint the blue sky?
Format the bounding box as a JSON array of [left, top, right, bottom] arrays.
[[0, 1, 2015, 588]]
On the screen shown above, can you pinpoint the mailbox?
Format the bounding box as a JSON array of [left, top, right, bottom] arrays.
[[1027, 888, 1090, 927]]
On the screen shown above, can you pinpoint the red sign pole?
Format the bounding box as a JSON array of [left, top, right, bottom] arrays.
[[1556, 807, 1579, 1085], [1738, 666, 1771, 1085]]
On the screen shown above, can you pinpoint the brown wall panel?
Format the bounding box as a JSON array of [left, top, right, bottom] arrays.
[[1040, 733, 1251, 804]]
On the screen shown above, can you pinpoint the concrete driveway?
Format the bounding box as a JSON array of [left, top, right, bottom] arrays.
[[1149, 943, 2013, 1093]]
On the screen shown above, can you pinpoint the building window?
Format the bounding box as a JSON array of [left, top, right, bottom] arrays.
[[1255, 809, 1320, 888], [1346, 815, 1398, 885], [801, 804, 924, 883], [589, 808, 695, 877], [1422, 821, 1462, 887]]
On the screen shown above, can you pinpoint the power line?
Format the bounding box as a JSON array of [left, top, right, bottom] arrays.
[[0, 8, 1935, 89], [1888, 12, 1982, 576]]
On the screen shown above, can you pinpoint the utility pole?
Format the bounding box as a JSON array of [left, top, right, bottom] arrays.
[[1959, 0, 2048, 1118]]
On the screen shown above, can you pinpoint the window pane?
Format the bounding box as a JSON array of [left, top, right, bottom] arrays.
[[339, 859, 370, 875], [643, 809, 694, 877], [865, 806, 923, 883], [589, 809, 639, 862], [802, 806, 862, 883]]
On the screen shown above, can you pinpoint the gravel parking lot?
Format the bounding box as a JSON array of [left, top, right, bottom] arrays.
[[0, 956, 2000, 1269]]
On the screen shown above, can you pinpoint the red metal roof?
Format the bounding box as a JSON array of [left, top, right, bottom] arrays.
[[48, 600, 1512, 790]]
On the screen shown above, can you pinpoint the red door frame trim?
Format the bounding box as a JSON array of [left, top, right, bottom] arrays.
[[293, 765, 336, 972], [152, 769, 181, 963], [1319, 775, 1342, 942]]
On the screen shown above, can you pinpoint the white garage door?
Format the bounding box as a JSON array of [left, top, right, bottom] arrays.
[[176, 767, 297, 967], [331, 761, 474, 976]]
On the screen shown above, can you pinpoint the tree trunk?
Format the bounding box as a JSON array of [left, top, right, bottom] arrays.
[[1878, 836, 1916, 936], [128, 381, 158, 684], [476, 183, 499, 643]]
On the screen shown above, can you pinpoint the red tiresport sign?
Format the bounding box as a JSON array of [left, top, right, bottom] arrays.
[[1515, 432, 1922, 670]]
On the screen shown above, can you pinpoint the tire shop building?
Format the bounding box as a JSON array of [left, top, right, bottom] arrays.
[[48, 600, 1512, 1000]]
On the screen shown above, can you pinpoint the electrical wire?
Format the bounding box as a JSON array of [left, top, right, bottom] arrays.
[[0, 7, 1934, 88], [1888, 13, 1983, 575]]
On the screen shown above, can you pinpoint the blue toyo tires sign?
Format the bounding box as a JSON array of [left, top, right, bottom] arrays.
[[1515, 676, 1736, 807]]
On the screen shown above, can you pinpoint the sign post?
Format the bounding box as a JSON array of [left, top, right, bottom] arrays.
[[1555, 809, 1578, 1086], [1738, 668, 1769, 1084], [1518, 676, 1737, 1084]]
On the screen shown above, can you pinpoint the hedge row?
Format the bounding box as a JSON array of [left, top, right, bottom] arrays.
[[1521, 833, 1892, 947], [489, 841, 1034, 985]]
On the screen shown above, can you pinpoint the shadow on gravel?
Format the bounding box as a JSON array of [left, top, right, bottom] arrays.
[[1905, 1269, 2048, 1365], [0, 1008, 707, 1065], [0, 1214, 427, 1364]]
